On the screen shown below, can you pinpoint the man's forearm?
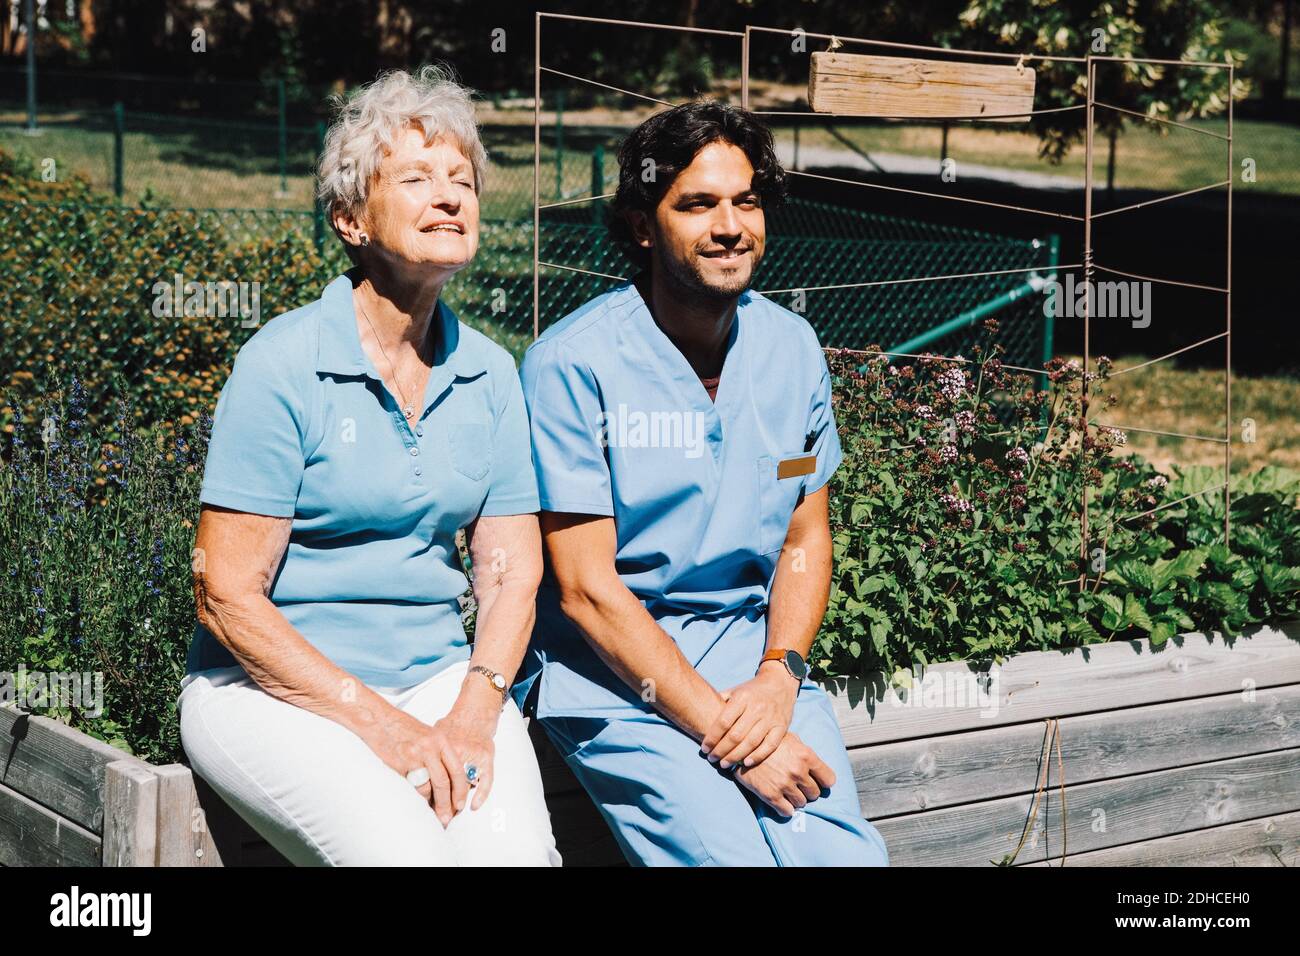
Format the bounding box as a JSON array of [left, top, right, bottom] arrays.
[[559, 580, 725, 740], [764, 523, 833, 664]]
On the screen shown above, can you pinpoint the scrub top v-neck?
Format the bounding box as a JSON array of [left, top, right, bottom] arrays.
[[186, 269, 540, 688], [515, 277, 843, 719]]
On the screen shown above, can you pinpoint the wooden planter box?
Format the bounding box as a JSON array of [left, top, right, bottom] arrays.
[[4, 621, 1299, 866]]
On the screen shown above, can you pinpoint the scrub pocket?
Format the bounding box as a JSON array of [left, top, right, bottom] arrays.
[[545, 714, 615, 762], [756, 452, 808, 555], [448, 422, 492, 480]]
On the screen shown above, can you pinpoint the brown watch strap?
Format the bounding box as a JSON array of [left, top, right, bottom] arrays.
[[760, 648, 802, 679]]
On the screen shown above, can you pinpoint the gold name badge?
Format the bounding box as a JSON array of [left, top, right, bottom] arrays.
[[777, 454, 816, 479]]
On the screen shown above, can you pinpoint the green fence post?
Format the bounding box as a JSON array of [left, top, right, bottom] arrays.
[[112, 102, 124, 200], [23, 0, 37, 133], [277, 78, 288, 197], [554, 88, 564, 200], [313, 120, 326, 253], [1041, 233, 1059, 396], [591, 143, 604, 224], [1034, 232, 1060, 437]]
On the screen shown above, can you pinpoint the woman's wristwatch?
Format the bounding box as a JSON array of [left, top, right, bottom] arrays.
[[469, 665, 509, 708]]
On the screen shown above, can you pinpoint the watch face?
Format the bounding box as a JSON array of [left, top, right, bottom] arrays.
[[491, 673, 506, 689], [784, 650, 808, 680]]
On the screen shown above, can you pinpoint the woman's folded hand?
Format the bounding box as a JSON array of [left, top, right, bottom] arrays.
[[364, 704, 496, 827]]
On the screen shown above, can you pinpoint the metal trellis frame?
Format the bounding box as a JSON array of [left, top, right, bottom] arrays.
[[531, 14, 1235, 574]]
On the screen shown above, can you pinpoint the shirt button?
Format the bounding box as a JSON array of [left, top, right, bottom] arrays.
[[409, 447, 420, 457], [416, 426, 423, 436], [414, 467, 422, 476]]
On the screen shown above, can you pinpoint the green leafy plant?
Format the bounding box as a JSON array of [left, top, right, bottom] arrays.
[[0, 375, 209, 763], [819, 320, 1300, 685]]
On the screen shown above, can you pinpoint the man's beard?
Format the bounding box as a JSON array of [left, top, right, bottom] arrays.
[[657, 245, 757, 303]]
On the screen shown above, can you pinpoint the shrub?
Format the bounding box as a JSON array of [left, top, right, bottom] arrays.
[[0, 377, 208, 762], [818, 322, 1300, 684], [0, 146, 339, 437]]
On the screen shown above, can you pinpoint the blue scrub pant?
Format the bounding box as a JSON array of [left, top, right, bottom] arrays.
[[542, 682, 889, 867]]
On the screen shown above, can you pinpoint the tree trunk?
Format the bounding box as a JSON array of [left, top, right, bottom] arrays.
[[1282, 0, 1294, 102]]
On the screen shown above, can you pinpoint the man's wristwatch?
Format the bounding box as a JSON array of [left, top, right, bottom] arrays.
[[469, 665, 509, 708], [758, 648, 808, 683]]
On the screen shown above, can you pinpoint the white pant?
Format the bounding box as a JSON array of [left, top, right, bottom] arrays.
[[177, 658, 563, 866]]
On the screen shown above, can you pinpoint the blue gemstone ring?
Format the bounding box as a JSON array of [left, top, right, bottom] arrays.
[[464, 762, 479, 785]]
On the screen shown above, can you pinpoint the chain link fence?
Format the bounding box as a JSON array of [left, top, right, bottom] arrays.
[[0, 92, 1056, 437], [0, 106, 567, 215], [0, 184, 1054, 436], [541, 198, 1056, 368]]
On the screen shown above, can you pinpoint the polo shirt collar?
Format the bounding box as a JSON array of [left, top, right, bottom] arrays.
[[315, 271, 486, 379]]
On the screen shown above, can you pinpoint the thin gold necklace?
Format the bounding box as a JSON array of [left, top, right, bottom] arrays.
[[356, 296, 429, 420]]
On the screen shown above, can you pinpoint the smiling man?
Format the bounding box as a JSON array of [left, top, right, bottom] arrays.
[[515, 101, 889, 866]]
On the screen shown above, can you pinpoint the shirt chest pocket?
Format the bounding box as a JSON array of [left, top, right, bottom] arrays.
[[755, 452, 814, 555], [447, 421, 493, 481]]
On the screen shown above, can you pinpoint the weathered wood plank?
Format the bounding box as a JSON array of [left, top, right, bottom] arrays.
[[153, 764, 223, 867], [189, 767, 294, 866], [1024, 810, 1300, 867], [15, 623, 1297, 867], [851, 683, 1300, 818], [102, 760, 158, 867], [808, 51, 1036, 121], [0, 779, 101, 866], [872, 747, 1300, 866], [826, 622, 1300, 748], [0, 704, 147, 833]]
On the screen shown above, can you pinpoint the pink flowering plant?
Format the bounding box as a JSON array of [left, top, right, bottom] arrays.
[[818, 319, 1300, 684]]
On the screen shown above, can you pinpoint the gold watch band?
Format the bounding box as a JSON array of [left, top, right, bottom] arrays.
[[469, 665, 509, 707]]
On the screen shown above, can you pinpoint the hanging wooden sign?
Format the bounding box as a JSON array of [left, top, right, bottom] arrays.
[[808, 51, 1037, 121]]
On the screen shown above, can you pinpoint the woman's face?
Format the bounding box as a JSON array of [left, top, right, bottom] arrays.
[[356, 123, 481, 278]]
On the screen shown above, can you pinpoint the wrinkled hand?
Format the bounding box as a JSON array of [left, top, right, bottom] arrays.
[[732, 730, 835, 818], [371, 702, 497, 827], [700, 665, 799, 770]]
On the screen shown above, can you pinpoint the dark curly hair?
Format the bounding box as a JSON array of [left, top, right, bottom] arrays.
[[607, 100, 788, 270]]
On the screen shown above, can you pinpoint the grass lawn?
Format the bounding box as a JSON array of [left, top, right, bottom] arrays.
[[0, 109, 613, 216], [1068, 353, 1300, 476], [777, 116, 1297, 195], [5, 106, 1296, 214]]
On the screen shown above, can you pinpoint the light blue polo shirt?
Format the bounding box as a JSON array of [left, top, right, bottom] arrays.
[[186, 269, 539, 688], [514, 278, 842, 719]]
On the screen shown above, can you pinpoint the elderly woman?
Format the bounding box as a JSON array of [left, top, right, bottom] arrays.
[[176, 65, 561, 866]]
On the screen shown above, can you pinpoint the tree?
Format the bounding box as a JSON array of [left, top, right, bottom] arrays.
[[942, 0, 1250, 162]]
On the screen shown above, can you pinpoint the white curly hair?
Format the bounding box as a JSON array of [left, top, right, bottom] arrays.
[[316, 63, 488, 244]]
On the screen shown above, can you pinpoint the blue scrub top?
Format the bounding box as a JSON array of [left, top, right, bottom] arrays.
[[515, 278, 842, 719], [186, 270, 539, 688]]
